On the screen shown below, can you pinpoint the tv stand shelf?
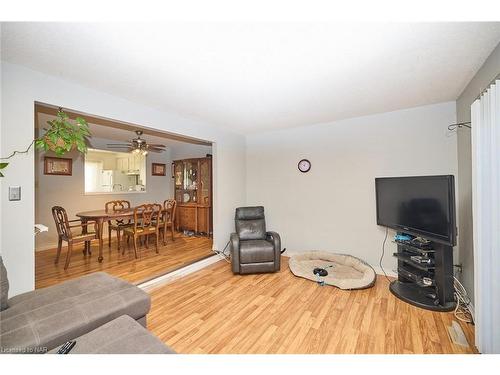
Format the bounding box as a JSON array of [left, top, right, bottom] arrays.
[[392, 253, 435, 271], [389, 233, 455, 312], [393, 240, 435, 255], [389, 281, 455, 311]]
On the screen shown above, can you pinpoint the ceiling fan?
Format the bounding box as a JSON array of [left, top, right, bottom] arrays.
[[106, 130, 166, 155]]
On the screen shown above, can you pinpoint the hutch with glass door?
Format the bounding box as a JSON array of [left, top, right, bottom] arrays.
[[173, 156, 212, 236]]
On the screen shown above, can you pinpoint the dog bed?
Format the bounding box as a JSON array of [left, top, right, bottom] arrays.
[[288, 251, 376, 290]]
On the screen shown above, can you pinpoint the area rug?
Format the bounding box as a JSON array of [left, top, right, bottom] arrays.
[[288, 251, 376, 290]]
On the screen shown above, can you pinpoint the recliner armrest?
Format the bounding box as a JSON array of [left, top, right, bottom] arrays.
[[230, 233, 240, 274], [266, 231, 281, 271]]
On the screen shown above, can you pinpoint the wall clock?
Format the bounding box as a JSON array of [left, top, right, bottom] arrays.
[[298, 159, 311, 173]]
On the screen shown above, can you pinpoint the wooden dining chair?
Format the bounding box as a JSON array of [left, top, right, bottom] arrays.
[[105, 200, 133, 251], [123, 204, 162, 259], [52, 206, 99, 270], [159, 199, 177, 245]]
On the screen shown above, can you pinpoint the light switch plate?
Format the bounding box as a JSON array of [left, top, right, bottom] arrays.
[[9, 186, 21, 201]]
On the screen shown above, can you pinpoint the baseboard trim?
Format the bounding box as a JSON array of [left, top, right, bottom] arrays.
[[137, 253, 397, 291], [371, 265, 398, 278], [138, 254, 221, 291], [36, 235, 116, 252], [468, 302, 475, 322]]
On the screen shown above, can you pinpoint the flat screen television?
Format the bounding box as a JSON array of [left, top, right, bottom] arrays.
[[375, 175, 456, 246]]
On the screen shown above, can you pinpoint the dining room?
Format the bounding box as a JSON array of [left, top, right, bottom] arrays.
[[34, 103, 214, 288]]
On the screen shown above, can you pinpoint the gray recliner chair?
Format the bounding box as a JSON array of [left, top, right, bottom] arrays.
[[230, 206, 281, 274]]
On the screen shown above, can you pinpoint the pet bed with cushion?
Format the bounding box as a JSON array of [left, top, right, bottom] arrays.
[[288, 251, 376, 290]]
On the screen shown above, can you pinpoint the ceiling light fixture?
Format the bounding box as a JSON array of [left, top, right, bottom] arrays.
[[106, 130, 166, 154]]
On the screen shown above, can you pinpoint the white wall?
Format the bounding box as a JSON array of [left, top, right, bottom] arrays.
[[34, 134, 208, 251], [246, 102, 458, 273], [1, 62, 246, 296], [171, 142, 212, 161]]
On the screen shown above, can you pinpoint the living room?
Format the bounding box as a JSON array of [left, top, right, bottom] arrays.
[[1, 2, 500, 374]]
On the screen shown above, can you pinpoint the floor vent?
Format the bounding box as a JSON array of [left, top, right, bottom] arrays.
[[447, 320, 469, 348]]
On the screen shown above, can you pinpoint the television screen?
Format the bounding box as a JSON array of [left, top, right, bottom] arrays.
[[375, 175, 456, 245]]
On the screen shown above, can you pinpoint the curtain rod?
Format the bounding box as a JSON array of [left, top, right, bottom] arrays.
[[448, 72, 500, 131], [448, 121, 471, 131], [474, 72, 500, 101]]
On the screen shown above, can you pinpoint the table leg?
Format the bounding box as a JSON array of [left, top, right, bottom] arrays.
[[81, 218, 89, 255], [97, 218, 104, 262]]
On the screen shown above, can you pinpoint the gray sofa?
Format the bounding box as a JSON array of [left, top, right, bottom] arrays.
[[0, 256, 167, 354], [230, 206, 281, 274], [48, 315, 175, 354]]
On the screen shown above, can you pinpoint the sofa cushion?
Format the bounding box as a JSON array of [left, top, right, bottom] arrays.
[[48, 315, 175, 354], [1, 272, 150, 353], [0, 257, 9, 311], [239, 240, 275, 263]]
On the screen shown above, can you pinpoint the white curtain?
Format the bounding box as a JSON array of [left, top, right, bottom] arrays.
[[471, 79, 500, 354]]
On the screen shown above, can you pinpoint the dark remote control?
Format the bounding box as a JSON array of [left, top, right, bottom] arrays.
[[57, 340, 76, 354]]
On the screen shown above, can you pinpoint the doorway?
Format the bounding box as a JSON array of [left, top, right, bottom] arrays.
[[34, 102, 214, 288]]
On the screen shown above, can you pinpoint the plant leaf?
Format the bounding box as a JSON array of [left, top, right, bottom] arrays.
[[38, 110, 92, 156], [0, 162, 8, 169]]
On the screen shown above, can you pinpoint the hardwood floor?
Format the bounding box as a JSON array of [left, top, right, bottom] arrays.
[[35, 233, 213, 289], [148, 257, 477, 354]]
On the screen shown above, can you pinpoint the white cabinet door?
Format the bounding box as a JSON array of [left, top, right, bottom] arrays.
[[128, 155, 136, 170], [117, 157, 129, 171], [129, 154, 142, 171]]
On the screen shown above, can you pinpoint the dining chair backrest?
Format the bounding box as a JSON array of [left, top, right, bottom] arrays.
[[105, 200, 131, 212], [133, 204, 162, 231], [52, 206, 71, 240], [163, 199, 177, 223], [105, 200, 132, 224]]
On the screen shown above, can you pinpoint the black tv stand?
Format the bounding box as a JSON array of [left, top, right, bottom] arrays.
[[389, 233, 455, 312]]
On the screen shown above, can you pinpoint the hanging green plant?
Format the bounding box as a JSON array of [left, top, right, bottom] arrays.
[[0, 108, 91, 176], [0, 163, 8, 177], [35, 110, 91, 156]]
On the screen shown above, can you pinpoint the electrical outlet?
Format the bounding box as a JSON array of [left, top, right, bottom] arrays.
[[9, 186, 21, 201]]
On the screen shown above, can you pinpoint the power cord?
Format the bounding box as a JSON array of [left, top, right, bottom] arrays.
[[379, 227, 392, 282], [213, 240, 231, 263], [214, 241, 285, 262], [453, 276, 474, 324]]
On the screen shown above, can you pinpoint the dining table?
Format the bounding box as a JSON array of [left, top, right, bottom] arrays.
[[76, 206, 168, 263]]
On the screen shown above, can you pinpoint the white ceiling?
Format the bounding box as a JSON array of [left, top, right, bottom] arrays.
[[3, 22, 500, 134]]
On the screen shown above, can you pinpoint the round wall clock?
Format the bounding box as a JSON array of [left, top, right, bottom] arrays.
[[298, 159, 311, 173]]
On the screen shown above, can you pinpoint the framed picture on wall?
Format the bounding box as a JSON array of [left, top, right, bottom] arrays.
[[44, 157, 72, 176], [152, 163, 166, 176]]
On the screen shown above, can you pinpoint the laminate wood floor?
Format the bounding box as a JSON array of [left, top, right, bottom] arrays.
[[148, 257, 477, 354], [35, 233, 213, 289]]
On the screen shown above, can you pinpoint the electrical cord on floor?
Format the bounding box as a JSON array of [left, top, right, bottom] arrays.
[[214, 241, 285, 262], [379, 227, 392, 283], [213, 240, 231, 263], [453, 276, 474, 324]]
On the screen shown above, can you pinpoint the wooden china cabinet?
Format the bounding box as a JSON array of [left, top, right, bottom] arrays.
[[172, 156, 212, 236]]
